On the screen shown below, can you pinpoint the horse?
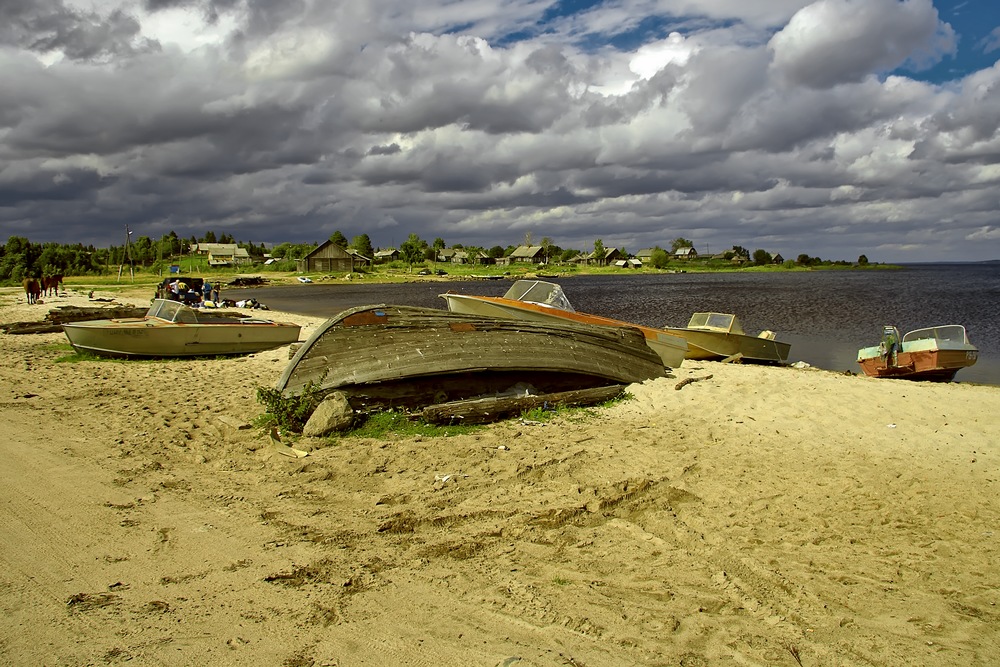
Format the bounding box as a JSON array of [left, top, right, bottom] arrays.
[[42, 274, 63, 297], [23, 278, 41, 305]]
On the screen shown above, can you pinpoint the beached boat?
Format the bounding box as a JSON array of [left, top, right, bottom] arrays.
[[662, 312, 791, 364], [857, 325, 978, 382], [439, 280, 688, 369], [275, 304, 665, 411], [62, 298, 301, 358]]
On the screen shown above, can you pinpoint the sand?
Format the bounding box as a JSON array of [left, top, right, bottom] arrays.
[[2, 284, 999, 666]]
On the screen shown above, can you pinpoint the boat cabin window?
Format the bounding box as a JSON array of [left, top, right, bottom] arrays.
[[147, 299, 200, 323], [504, 280, 576, 311], [687, 312, 741, 333], [903, 325, 967, 343]]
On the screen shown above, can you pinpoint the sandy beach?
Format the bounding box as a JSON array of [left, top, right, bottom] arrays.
[[2, 284, 999, 666]]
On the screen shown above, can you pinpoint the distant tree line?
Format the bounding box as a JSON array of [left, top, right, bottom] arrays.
[[2, 228, 870, 285], [0, 232, 271, 284]]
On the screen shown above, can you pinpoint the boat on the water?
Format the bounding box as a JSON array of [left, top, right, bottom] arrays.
[[439, 280, 688, 369], [857, 324, 978, 381], [662, 312, 791, 364], [276, 304, 665, 411], [62, 298, 301, 358]]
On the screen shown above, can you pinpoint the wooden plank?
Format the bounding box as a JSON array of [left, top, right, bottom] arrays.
[[421, 384, 627, 425], [1, 305, 148, 334]]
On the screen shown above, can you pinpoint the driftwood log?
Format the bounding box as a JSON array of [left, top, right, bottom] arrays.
[[421, 384, 627, 425], [1, 305, 149, 334], [1, 304, 254, 335]]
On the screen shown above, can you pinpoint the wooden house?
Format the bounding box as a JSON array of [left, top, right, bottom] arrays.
[[501, 245, 546, 264], [579, 247, 623, 266], [374, 249, 399, 263], [437, 249, 458, 263], [298, 241, 356, 273], [191, 243, 252, 266], [635, 248, 657, 263], [346, 248, 372, 268]]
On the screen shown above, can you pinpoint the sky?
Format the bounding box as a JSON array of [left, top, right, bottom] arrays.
[[1, 0, 999, 262]]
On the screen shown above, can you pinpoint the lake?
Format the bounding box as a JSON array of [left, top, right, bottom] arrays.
[[226, 263, 1000, 386]]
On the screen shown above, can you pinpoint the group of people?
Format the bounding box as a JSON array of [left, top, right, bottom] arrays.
[[158, 278, 223, 307]]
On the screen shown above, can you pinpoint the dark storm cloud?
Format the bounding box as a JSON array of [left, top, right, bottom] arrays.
[[0, 0, 158, 61], [2, 0, 999, 261]]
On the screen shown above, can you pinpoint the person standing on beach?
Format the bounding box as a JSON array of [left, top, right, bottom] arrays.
[[212, 282, 221, 303], [202, 280, 213, 304]]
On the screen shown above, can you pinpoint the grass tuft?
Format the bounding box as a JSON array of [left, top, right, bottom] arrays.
[[344, 410, 481, 439]]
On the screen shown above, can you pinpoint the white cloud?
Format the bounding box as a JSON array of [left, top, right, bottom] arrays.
[[966, 226, 1000, 241], [1, 0, 999, 262], [769, 0, 955, 89]]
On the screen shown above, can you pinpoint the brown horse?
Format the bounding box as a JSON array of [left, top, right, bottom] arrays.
[[42, 274, 63, 296], [23, 278, 41, 305]]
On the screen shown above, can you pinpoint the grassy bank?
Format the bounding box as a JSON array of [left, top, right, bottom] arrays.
[[54, 256, 897, 294]]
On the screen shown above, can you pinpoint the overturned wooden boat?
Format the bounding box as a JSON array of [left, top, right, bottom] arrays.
[[439, 280, 688, 369], [62, 298, 301, 358], [857, 324, 978, 382], [275, 304, 665, 411], [662, 312, 790, 364]]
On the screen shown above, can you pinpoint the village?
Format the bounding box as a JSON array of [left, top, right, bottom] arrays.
[[188, 239, 821, 276]]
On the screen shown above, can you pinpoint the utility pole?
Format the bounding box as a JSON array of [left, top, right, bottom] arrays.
[[117, 225, 135, 282]]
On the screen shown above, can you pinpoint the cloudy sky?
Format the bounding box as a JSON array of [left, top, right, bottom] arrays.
[[2, 0, 998, 261]]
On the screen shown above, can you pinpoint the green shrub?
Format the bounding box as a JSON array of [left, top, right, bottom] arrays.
[[255, 376, 327, 433]]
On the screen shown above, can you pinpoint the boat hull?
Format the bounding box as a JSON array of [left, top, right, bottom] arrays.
[[857, 348, 978, 381], [440, 293, 688, 369], [661, 328, 791, 364], [857, 324, 978, 382], [63, 317, 301, 358], [276, 304, 666, 411]]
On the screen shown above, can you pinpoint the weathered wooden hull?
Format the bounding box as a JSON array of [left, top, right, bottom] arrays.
[[440, 293, 688, 369], [857, 348, 978, 382], [276, 305, 665, 411], [63, 317, 301, 358]]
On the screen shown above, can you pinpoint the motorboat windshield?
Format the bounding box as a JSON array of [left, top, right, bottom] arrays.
[[502, 280, 576, 312], [686, 312, 744, 334], [902, 325, 969, 344], [146, 299, 199, 323]]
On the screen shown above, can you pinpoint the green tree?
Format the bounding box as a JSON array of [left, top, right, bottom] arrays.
[[487, 245, 505, 259], [858, 254, 869, 265], [130, 235, 154, 265], [329, 231, 349, 248], [400, 233, 428, 269], [544, 242, 562, 263], [541, 237, 553, 263], [560, 248, 580, 263], [650, 247, 669, 269], [752, 249, 772, 266], [593, 239, 606, 265], [351, 234, 375, 259]]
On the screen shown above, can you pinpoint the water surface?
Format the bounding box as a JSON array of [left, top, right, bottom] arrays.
[[228, 264, 1000, 385]]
